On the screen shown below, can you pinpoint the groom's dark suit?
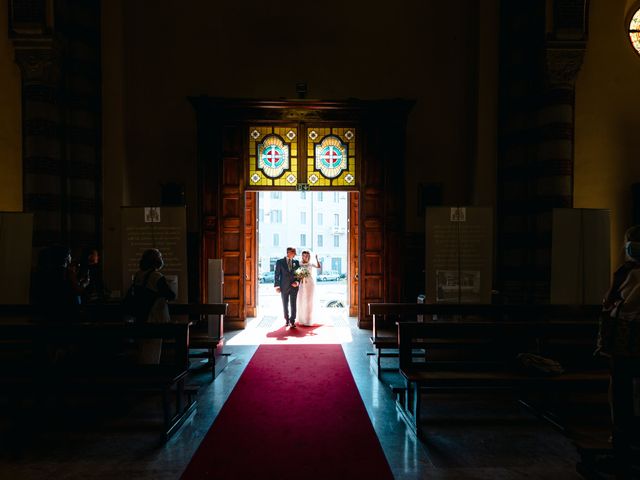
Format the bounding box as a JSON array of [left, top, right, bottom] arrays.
[[274, 256, 300, 325]]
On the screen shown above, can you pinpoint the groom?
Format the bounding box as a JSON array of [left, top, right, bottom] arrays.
[[274, 247, 300, 328]]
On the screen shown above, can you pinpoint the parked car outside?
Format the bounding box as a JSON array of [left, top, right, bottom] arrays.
[[259, 271, 275, 283], [317, 270, 341, 282], [316, 282, 346, 308], [324, 298, 345, 308]]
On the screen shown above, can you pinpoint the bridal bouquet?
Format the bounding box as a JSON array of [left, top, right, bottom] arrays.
[[294, 267, 311, 280]]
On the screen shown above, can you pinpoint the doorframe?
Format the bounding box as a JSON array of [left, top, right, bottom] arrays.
[[250, 188, 357, 320], [190, 97, 414, 329]]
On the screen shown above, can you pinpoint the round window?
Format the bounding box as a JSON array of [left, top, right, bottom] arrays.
[[629, 7, 640, 56]]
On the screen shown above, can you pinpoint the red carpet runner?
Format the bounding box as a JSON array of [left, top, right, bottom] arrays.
[[181, 344, 394, 479]]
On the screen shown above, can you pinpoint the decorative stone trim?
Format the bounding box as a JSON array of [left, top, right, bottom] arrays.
[[545, 46, 585, 86]]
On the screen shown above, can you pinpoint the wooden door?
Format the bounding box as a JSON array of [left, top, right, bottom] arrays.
[[244, 191, 257, 317], [220, 125, 246, 327], [348, 192, 359, 317], [359, 124, 385, 328], [358, 111, 410, 327]]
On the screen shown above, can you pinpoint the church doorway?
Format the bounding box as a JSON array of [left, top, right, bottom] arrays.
[[192, 97, 412, 328], [254, 190, 350, 321]]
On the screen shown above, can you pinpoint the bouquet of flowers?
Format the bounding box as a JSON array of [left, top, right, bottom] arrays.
[[294, 267, 311, 280]]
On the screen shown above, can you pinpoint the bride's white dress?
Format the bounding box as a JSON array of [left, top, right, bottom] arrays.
[[297, 262, 316, 326]]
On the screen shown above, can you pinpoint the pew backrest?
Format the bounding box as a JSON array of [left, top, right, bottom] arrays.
[[396, 320, 604, 373]]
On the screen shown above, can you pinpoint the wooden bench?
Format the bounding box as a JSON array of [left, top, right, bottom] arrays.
[[368, 303, 602, 377], [576, 356, 640, 479], [0, 322, 196, 441], [395, 320, 609, 441], [0, 302, 229, 379], [175, 303, 229, 379]]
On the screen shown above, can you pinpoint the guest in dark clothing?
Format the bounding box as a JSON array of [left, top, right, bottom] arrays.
[[78, 247, 107, 303], [601, 225, 640, 326], [130, 248, 176, 323], [597, 225, 640, 439], [129, 248, 176, 364], [32, 245, 85, 321]]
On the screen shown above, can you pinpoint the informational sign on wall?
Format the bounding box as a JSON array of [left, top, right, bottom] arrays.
[[425, 207, 493, 304], [0, 213, 34, 304], [121, 206, 188, 303], [550, 208, 610, 305]]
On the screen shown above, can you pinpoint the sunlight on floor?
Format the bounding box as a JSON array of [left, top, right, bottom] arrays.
[[226, 310, 354, 345]]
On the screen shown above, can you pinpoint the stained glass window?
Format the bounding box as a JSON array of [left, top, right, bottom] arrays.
[[306, 127, 356, 188], [630, 8, 640, 56], [248, 125, 356, 189], [248, 126, 298, 187]]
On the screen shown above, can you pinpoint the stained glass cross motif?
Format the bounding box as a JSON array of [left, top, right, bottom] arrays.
[[264, 146, 281, 167], [311, 133, 351, 182], [261, 144, 286, 169], [321, 146, 341, 166]]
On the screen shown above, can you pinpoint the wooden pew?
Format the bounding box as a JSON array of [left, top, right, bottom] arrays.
[[0, 302, 228, 320], [368, 303, 602, 377], [0, 321, 196, 441], [610, 356, 640, 478], [0, 302, 229, 378], [576, 356, 640, 479], [394, 320, 609, 441], [179, 303, 229, 378]]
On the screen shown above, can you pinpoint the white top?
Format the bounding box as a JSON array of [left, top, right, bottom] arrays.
[[620, 269, 640, 314]]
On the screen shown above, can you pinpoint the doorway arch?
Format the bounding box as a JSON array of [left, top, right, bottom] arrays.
[[190, 98, 413, 328]]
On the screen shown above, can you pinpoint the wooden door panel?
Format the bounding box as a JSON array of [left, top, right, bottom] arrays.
[[364, 276, 383, 300], [219, 126, 245, 327], [348, 192, 359, 317], [364, 231, 383, 251], [225, 302, 240, 319], [359, 117, 407, 326], [363, 195, 384, 214], [360, 124, 386, 326], [222, 232, 241, 251], [222, 198, 241, 218], [363, 253, 382, 273], [223, 157, 241, 185], [221, 253, 240, 275], [245, 191, 257, 317]]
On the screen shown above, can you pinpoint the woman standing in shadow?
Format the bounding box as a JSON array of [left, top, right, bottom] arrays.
[[129, 248, 176, 363]]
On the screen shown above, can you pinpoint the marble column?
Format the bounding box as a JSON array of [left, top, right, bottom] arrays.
[[10, 0, 102, 252], [497, 0, 587, 303]]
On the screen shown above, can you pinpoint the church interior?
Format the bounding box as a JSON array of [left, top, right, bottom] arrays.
[[1, 0, 640, 478]]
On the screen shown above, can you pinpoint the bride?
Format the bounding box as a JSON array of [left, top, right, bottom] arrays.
[[296, 251, 321, 326]]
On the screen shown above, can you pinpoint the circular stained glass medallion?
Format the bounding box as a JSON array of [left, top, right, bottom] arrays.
[[314, 135, 347, 179], [629, 7, 640, 56], [257, 135, 289, 179]]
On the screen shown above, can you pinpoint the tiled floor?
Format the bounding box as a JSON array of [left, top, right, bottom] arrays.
[[0, 314, 585, 479]]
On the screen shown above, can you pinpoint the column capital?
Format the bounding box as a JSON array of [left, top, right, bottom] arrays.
[[14, 43, 59, 83], [545, 45, 585, 87]]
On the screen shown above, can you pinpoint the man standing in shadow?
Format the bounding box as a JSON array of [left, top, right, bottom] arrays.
[[274, 247, 300, 328]]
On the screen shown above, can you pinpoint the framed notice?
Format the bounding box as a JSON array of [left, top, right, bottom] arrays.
[[426, 207, 493, 304], [121, 206, 188, 303]]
